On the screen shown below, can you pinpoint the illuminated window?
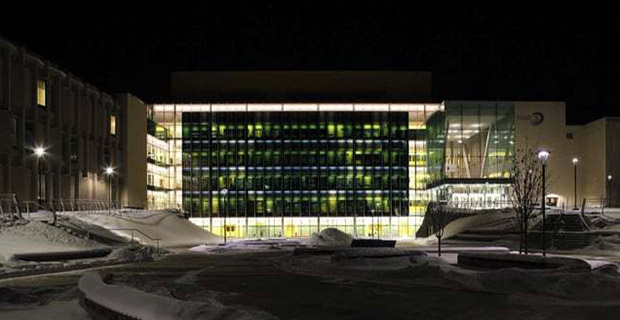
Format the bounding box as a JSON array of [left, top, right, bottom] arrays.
[[110, 115, 117, 135], [37, 79, 46, 107]]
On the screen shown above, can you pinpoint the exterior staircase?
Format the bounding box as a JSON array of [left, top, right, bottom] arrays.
[[528, 213, 593, 250]]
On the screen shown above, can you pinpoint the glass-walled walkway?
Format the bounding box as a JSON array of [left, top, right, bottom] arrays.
[[190, 216, 423, 239]]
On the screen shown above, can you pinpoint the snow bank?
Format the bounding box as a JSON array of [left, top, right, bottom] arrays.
[[79, 272, 275, 320], [0, 221, 105, 262], [107, 246, 159, 262], [309, 228, 352, 247], [279, 251, 620, 301], [190, 239, 302, 254], [68, 211, 220, 247], [0, 300, 90, 320], [439, 209, 515, 239], [420, 208, 563, 241]]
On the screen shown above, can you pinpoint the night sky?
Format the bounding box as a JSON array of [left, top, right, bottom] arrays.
[[2, 2, 619, 124]]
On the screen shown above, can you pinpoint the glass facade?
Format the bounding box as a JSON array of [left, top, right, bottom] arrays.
[[426, 102, 514, 205], [146, 102, 514, 238], [146, 107, 182, 210], [182, 112, 409, 219]]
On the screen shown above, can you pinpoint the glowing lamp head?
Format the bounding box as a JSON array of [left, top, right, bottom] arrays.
[[572, 157, 579, 165], [105, 167, 114, 175], [608, 175, 613, 181], [34, 146, 46, 158], [537, 149, 550, 164]]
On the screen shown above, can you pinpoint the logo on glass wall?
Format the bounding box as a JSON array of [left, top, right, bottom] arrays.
[[530, 112, 544, 125]]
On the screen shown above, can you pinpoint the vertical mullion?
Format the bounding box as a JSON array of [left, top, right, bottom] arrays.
[[208, 112, 213, 233], [263, 114, 268, 235], [244, 110, 249, 236], [317, 111, 321, 233], [352, 113, 357, 225], [388, 112, 392, 233], [280, 112, 285, 236]]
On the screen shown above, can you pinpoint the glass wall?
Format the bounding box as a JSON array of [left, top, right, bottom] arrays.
[[147, 130, 176, 209], [407, 107, 436, 217], [147, 106, 182, 210], [426, 111, 446, 185], [427, 102, 514, 184], [425, 102, 514, 204], [182, 112, 409, 224]]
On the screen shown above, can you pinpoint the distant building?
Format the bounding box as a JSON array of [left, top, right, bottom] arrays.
[[0, 37, 146, 208]]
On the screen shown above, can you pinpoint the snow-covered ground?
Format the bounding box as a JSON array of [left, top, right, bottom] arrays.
[[277, 249, 620, 301], [190, 238, 304, 254], [308, 228, 353, 246], [0, 221, 105, 262], [79, 272, 276, 320], [0, 300, 90, 320], [63, 210, 221, 247], [4, 238, 620, 319]]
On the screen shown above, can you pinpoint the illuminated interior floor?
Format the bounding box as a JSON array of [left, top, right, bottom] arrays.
[[190, 216, 424, 239]]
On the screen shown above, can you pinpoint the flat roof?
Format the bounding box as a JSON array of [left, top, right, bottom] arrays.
[[170, 71, 432, 102]]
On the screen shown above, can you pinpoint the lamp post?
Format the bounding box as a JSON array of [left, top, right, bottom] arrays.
[[537, 149, 550, 257], [222, 188, 228, 243], [572, 157, 579, 210], [607, 175, 613, 208], [34, 146, 46, 206], [104, 167, 115, 215]]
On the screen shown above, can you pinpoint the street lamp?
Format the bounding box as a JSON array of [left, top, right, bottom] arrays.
[[537, 149, 550, 257], [221, 188, 228, 243], [370, 207, 375, 238], [607, 175, 613, 208], [572, 157, 579, 210], [104, 167, 115, 215], [34, 146, 47, 206]]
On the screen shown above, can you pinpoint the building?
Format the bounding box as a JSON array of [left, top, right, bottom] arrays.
[[144, 71, 616, 239], [0, 37, 146, 208]]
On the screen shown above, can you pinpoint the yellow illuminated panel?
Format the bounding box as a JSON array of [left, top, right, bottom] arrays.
[[37, 79, 46, 107], [110, 115, 117, 135]]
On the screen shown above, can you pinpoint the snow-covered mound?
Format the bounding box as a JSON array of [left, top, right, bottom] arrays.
[[79, 272, 276, 320], [190, 239, 302, 254], [441, 209, 518, 238], [309, 228, 352, 247], [279, 251, 620, 301], [0, 221, 105, 262], [69, 211, 221, 247], [405, 256, 620, 300]]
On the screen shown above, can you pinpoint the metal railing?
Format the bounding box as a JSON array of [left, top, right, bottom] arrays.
[[51, 199, 151, 216], [444, 199, 514, 211], [0, 193, 22, 221], [86, 228, 161, 254], [581, 198, 607, 215]]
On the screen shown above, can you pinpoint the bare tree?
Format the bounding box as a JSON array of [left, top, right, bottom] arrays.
[[428, 201, 448, 256], [510, 148, 544, 254]]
